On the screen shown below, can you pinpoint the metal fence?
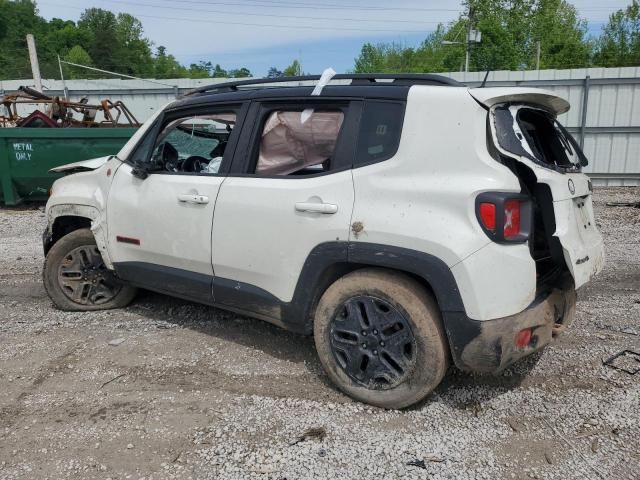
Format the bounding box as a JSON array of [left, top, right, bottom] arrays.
[[2, 67, 640, 186]]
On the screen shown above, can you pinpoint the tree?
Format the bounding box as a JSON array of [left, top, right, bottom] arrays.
[[267, 67, 283, 78], [228, 67, 251, 78], [63, 45, 92, 78], [354, 43, 386, 73], [283, 59, 302, 76], [114, 13, 153, 76], [0, 2, 249, 81], [594, 0, 640, 67], [78, 8, 120, 72], [188, 61, 212, 78], [0, 0, 47, 78], [527, 0, 591, 69], [212, 63, 227, 77], [153, 45, 187, 78], [353, 0, 593, 73]]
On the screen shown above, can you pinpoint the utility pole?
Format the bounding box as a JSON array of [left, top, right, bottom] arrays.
[[57, 55, 69, 100], [441, 2, 480, 73], [26, 34, 43, 92], [536, 41, 541, 71], [465, 3, 474, 73]]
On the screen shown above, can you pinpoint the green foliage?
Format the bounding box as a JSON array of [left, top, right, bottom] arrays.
[[212, 64, 228, 78], [594, 0, 640, 67], [283, 59, 302, 76], [153, 45, 187, 79], [63, 45, 92, 78], [0, 0, 46, 78], [267, 67, 283, 78], [188, 61, 213, 79], [0, 1, 251, 80], [228, 67, 252, 78], [354, 0, 593, 73]]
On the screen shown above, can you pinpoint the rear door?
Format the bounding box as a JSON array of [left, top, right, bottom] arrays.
[[210, 99, 360, 307], [487, 101, 605, 288]]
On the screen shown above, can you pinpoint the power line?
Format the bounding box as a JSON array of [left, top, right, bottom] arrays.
[[101, 0, 452, 25], [38, 1, 446, 32], [110, 0, 462, 13], [148, 0, 632, 14]]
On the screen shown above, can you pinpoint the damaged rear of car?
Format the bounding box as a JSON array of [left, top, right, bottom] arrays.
[[476, 88, 605, 289], [451, 88, 605, 372]]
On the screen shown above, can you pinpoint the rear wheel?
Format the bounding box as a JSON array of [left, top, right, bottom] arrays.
[[43, 229, 137, 311], [314, 268, 449, 409]]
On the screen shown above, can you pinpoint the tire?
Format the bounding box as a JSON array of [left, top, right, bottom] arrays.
[[43, 228, 137, 311], [314, 268, 449, 409]]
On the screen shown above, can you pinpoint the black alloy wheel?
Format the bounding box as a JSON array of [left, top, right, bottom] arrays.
[[329, 295, 417, 389]]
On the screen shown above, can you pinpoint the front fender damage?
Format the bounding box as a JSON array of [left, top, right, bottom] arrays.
[[45, 204, 113, 269]]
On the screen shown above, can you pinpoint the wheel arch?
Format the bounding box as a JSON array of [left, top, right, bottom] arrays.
[[44, 215, 92, 255], [288, 242, 466, 334], [43, 205, 113, 269]]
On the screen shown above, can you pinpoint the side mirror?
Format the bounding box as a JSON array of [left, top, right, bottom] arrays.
[[131, 164, 150, 179], [133, 142, 169, 178]]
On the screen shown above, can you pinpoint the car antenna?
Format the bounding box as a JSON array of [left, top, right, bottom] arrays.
[[480, 70, 491, 88]]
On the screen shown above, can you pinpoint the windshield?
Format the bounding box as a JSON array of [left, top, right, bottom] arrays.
[[492, 105, 587, 172]]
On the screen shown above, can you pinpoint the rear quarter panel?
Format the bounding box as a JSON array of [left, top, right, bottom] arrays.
[[350, 86, 537, 320]]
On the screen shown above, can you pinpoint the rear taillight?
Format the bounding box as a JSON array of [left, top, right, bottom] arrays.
[[515, 328, 533, 348], [476, 193, 532, 243], [479, 203, 496, 231], [503, 199, 521, 238]]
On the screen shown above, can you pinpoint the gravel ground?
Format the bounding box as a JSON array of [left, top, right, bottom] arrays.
[[1, 187, 639, 480]]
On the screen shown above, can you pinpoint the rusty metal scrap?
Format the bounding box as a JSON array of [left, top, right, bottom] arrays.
[[0, 86, 140, 128]]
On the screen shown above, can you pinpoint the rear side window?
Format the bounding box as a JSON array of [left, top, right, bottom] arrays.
[[355, 101, 405, 166]]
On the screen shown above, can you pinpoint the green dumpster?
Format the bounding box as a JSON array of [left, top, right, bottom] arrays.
[[0, 128, 137, 206]]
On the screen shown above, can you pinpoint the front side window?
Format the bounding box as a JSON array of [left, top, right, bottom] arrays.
[[254, 109, 344, 176], [150, 112, 237, 174]]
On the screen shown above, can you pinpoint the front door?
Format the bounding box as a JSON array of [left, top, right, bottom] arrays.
[[107, 103, 246, 300], [211, 100, 360, 308]]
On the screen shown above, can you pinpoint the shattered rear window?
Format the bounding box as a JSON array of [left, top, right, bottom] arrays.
[[492, 105, 587, 172]]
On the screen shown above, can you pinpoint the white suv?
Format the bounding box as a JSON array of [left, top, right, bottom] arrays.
[[42, 74, 605, 408]]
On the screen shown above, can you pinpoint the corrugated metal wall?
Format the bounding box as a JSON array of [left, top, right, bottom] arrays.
[[2, 67, 640, 185]]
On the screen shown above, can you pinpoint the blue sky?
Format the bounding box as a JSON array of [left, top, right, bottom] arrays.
[[35, 0, 630, 76]]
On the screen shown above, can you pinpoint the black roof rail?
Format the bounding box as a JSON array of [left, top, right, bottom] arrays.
[[183, 73, 461, 97]]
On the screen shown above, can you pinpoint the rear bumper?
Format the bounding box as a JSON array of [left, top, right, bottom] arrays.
[[443, 277, 576, 373]]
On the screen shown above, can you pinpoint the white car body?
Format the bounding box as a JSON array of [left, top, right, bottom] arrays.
[[44, 75, 604, 373]]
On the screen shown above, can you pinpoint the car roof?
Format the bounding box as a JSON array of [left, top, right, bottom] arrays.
[[167, 74, 463, 111]]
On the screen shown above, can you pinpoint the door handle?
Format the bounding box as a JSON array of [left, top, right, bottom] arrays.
[[295, 202, 338, 214], [178, 193, 209, 204]]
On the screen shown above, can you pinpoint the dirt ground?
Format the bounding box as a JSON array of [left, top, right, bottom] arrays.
[[0, 187, 639, 480]]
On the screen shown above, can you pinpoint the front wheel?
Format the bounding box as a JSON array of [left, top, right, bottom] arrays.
[[313, 268, 449, 409], [43, 229, 137, 311]]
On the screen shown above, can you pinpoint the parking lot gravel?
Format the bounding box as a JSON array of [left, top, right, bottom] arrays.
[[1, 187, 639, 480]]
